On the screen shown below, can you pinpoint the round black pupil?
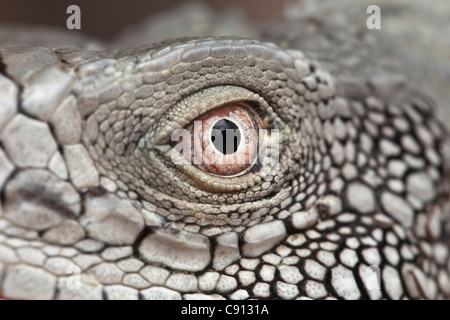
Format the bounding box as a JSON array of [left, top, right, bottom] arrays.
[[211, 119, 241, 154]]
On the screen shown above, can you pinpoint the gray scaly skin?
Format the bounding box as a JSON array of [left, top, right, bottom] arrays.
[[1, 0, 450, 300], [0, 36, 449, 300]]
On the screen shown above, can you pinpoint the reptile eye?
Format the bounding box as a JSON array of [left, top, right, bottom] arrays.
[[149, 85, 285, 198], [173, 103, 262, 176]]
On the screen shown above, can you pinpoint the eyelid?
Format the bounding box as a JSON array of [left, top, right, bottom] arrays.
[[148, 85, 274, 147]]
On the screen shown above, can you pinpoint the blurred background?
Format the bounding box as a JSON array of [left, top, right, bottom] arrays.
[[0, 0, 288, 40], [1, 0, 448, 126]]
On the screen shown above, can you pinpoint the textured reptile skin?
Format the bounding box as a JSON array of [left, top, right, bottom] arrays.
[[0, 2, 449, 300]]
